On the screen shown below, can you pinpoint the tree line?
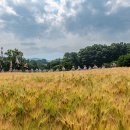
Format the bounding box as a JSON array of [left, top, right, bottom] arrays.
[[48, 42, 130, 70], [0, 42, 130, 72], [0, 49, 48, 71]]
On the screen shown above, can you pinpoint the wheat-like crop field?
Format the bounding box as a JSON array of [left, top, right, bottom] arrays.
[[0, 68, 130, 130]]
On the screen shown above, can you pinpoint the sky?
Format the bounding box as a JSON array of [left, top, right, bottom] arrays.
[[0, 0, 130, 60]]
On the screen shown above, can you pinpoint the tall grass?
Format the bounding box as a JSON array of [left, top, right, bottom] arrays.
[[0, 68, 130, 130]]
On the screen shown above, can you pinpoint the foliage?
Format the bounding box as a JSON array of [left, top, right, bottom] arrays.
[[48, 42, 130, 70], [1, 42, 130, 71], [62, 52, 80, 70], [2, 49, 48, 71], [118, 53, 130, 67], [79, 43, 128, 67], [4, 49, 23, 70], [48, 59, 62, 70]]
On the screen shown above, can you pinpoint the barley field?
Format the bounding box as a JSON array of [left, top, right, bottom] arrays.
[[0, 68, 130, 130]]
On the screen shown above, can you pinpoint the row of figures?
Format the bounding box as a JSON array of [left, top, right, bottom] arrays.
[[71, 65, 99, 71], [1, 64, 105, 73], [23, 65, 100, 72], [1, 63, 118, 72], [26, 69, 42, 72]]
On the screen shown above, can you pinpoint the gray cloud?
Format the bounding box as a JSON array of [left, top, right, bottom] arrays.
[[0, 0, 130, 59], [65, 0, 130, 35], [21, 42, 36, 46]]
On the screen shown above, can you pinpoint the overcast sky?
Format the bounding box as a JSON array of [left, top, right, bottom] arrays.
[[0, 0, 130, 60]]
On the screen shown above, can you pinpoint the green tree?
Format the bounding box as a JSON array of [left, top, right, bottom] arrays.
[[118, 53, 130, 67], [62, 52, 80, 70], [79, 44, 109, 67], [79, 43, 128, 67], [5, 49, 23, 70], [47, 59, 62, 70]]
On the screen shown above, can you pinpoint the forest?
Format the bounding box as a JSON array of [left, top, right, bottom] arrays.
[[0, 42, 130, 71]]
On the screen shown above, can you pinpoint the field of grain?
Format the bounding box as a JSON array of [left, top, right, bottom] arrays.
[[0, 68, 130, 130]]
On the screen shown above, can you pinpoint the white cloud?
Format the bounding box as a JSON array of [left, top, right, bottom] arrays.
[[12, 0, 26, 5], [35, 15, 45, 24], [0, 0, 85, 24], [32, 0, 85, 25], [0, 0, 18, 16], [5, 6, 18, 15], [106, 0, 130, 15]]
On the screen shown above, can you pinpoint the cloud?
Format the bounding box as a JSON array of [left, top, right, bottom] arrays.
[[64, 0, 130, 36], [0, 0, 130, 59], [106, 0, 130, 15], [0, 0, 18, 16]]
